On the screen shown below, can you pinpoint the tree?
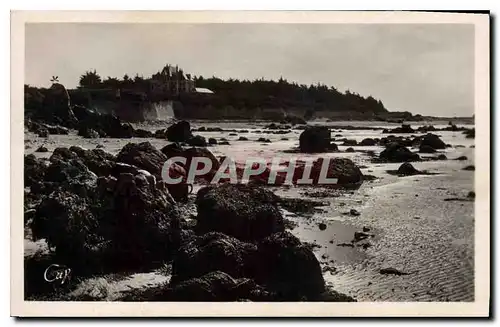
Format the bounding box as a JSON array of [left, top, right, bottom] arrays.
[[102, 76, 120, 88], [79, 70, 102, 88], [50, 76, 59, 83]]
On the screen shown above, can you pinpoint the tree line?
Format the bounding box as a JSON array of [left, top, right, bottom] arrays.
[[74, 66, 388, 115]]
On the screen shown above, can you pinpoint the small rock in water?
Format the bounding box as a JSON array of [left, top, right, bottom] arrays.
[[354, 231, 370, 242], [463, 165, 475, 171], [467, 191, 475, 198], [350, 209, 360, 216], [96, 144, 104, 149], [362, 226, 370, 232], [345, 147, 355, 153], [35, 145, 48, 153], [455, 156, 468, 161], [318, 223, 327, 231]]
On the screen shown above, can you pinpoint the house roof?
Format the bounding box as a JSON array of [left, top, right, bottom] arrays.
[[194, 87, 214, 94]]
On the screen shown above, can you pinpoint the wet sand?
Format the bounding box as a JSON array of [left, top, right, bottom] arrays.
[[24, 120, 475, 301]]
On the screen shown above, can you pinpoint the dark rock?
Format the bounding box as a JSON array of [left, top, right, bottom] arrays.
[[255, 231, 325, 299], [68, 146, 116, 177], [167, 271, 271, 302], [455, 156, 468, 161], [467, 191, 475, 198], [257, 137, 271, 143], [43, 83, 78, 127], [397, 162, 420, 176], [208, 138, 217, 145], [238, 136, 248, 141], [37, 128, 49, 138], [354, 231, 370, 242], [292, 158, 363, 187], [134, 129, 154, 138], [78, 126, 99, 139], [219, 141, 230, 145], [154, 129, 167, 139], [187, 135, 207, 147], [318, 223, 327, 231], [420, 133, 446, 150], [171, 232, 258, 284], [31, 172, 179, 274], [362, 226, 370, 232], [166, 120, 192, 142], [342, 139, 357, 146], [345, 147, 355, 153], [463, 128, 475, 139], [35, 145, 48, 153], [436, 154, 448, 160], [383, 124, 414, 134], [116, 142, 168, 177], [350, 209, 360, 216], [359, 138, 377, 146], [419, 145, 436, 153], [195, 184, 284, 241], [299, 126, 331, 153], [463, 165, 475, 171], [24, 154, 47, 187], [379, 268, 408, 276], [379, 143, 420, 163]]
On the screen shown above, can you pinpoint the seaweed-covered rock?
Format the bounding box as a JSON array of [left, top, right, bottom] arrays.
[[31, 172, 179, 274], [24, 154, 47, 187], [171, 232, 258, 284], [195, 184, 284, 241], [299, 126, 331, 153], [68, 146, 116, 177], [167, 271, 272, 302], [255, 231, 325, 299], [116, 142, 168, 177], [379, 143, 420, 163], [292, 158, 363, 187]]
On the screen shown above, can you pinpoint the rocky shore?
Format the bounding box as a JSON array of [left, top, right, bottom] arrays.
[[23, 88, 475, 301]]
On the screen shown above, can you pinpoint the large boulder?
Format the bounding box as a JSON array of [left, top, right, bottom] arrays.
[[379, 143, 420, 163], [166, 121, 193, 142], [171, 232, 258, 284], [195, 184, 284, 241], [31, 171, 179, 274], [68, 146, 116, 177], [420, 133, 446, 150], [255, 231, 325, 299], [299, 126, 331, 153], [43, 83, 78, 127], [116, 142, 168, 177], [292, 158, 363, 187]]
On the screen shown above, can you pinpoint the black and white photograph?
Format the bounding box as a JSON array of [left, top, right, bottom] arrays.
[[10, 10, 490, 317]]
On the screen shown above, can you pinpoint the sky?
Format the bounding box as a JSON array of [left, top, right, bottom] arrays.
[[25, 23, 474, 116]]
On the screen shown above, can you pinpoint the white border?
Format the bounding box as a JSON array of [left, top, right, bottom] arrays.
[[10, 10, 490, 317]]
